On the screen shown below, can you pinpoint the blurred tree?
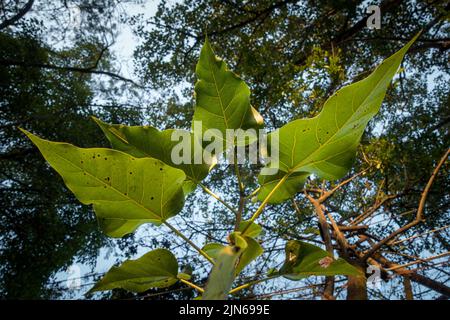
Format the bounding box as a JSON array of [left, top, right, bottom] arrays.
[[0, 0, 143, 298]]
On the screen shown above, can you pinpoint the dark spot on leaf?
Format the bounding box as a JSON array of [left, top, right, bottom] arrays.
[[160, 168, 163, 171], [151, 197, 154, 200], [104, 157, 107, 160], [80, 160, 84, 164], [129, 172, 133, 175]]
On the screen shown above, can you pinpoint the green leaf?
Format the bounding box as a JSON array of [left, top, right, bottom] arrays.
[[202, 243, 225, 260], [203, 235, 263, 276], [193, 38, 263, 149], [202, 245, 241, 300], [258, 34, 419, 204], [88, 249, 179, 293], [93, 117, 210, 194], [280, 240, 362, 280], [229, 231, 248, 251], [238, 221, 263, 238], [21, 129, 186, 237], [177, 273, 192, 281], [257, 171, 309, 204], [235, 236, 263, 275]]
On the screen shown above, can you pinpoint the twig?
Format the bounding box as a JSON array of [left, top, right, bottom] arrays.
[[385, 252, 450, 272], [179, 279, 205, 293], [362, 148, 449, 261], [163, 221, 215, 265]]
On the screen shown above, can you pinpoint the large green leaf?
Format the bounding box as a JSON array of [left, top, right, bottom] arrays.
[[88, 249, 179, 293], [258, 35, 419, 204], [93, 117, 210, 194], [21, 129, 186, 237], [193, 38, 263, 149], [280, 240, 362, 280]]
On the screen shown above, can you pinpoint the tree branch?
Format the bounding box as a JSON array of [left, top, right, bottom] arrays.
[[362, 148, 449, 260], [0, 0, 34, 30]]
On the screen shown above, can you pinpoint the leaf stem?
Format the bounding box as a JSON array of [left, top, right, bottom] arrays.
[[241, 173, 290, 234], [163, 221, 215, 265], [179, 279, 205, 293], [234, 148, 245, 231], [199, 182, 238, 215], [246, 187, 260, 199]]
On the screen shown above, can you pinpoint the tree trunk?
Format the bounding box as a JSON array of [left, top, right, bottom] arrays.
[[403, 277, 414, 300], [346, 261, 367, 300]]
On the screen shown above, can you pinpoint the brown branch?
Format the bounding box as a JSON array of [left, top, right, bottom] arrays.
[[318, 168, 369, 203], [205, 0, 298, 39], [294, 0, 404, 66], [304, 191, 335, 299], [0, 0, 34, 30], [372, 253, 450, 297], [0, 59, 142, 87], [403, 277, 414, 300], [362, 148, 450, 261]]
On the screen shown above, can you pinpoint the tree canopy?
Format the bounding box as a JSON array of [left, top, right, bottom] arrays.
[[0, 0, 449, 300]]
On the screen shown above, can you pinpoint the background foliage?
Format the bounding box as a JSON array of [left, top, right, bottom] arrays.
[[0, 0, 448, 299]]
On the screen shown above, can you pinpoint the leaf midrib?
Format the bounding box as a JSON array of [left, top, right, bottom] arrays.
[[208, 58, 229, 129], [288, 59, 398, 175], [107, 127, 200, 183]]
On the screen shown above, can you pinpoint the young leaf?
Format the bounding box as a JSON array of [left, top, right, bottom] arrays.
[[88, 249, 179, 293], [193, 38, 264, 149], [202, 245, 241, 300], [258, 34, 419, 204], [203, 235, 263, 276], [202, 243, 225, 260], [21, 129, 186, 238], [280, 240, 362, 280], [235, 236, 263, 275], [93, 117, 210, 194]]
